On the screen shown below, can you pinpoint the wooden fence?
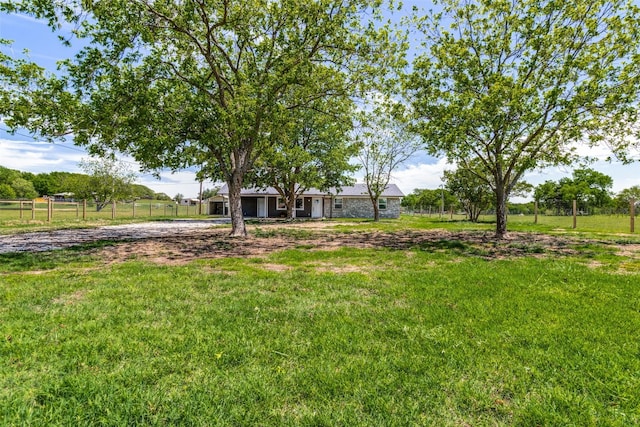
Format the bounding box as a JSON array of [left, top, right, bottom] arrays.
[[533, 199, 636, 233], [0, 199, 206, 222]]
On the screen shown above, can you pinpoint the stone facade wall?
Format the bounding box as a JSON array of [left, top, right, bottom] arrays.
[[323, 197, 401, 219]]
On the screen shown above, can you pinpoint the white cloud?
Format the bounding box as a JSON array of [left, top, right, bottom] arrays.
[[9, 13, 49, 26], [0, 138, 211, 198], [0, 139, 85, 172], [138, 171, 207, 199], [8, 11, 78, 33], [390, 158, 454, 194]]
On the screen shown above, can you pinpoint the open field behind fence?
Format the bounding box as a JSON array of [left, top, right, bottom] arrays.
[[0, 199, 207, 223], [0, 199, 637, 235], [402, 211, 638, 234]]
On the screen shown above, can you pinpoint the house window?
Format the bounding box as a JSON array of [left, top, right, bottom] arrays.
[[378, 198, 387, 210], [334, 198, 343, 209], [277, 197, 304, 210]]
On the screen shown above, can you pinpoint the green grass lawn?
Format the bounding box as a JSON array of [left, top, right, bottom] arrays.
[[1, 218, 639, 425]]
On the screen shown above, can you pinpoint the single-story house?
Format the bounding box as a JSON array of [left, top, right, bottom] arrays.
[[178, 198, 201, 206], [208, 183, 404, 219], [51, 192, 75, 202]]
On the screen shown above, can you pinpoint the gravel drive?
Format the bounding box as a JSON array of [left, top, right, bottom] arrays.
[[0, 219, 230, 254]]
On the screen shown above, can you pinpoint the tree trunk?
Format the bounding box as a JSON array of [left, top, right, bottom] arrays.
[[286, 197, 295, 219], [372, 197, 380, 221], [96, 201, 107, 212], [469, 204, 481, 222], [228, 172, 247, 237], [286, 183, 296, 219], [495, 184, 508, 239]]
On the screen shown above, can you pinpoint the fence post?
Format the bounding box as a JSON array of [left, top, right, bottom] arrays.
[[48, 198, 52, 222], [19, 201, 23, 219], [76, 201, 79, 219], [534, 201, 538, 224], [83, 200, 87, 220], [132, 201, 136, 218], [112, 201, 116, 219], [572, 200, 577, 229], [32, 199, 36, 220], [631, 199, 636, 233], [149, 202, 152, 217]]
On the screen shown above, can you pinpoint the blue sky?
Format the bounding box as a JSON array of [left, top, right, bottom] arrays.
[[1, 2, 639, 201]]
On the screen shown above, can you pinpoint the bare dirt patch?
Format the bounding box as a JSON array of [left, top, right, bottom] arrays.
[[4, 220, 640, 267], [617, 244, 640, 258], [52, 290, 88, 306], [259, 263, 293, 272], [87, 224, 612, 266], [312, 263, 371, 274]]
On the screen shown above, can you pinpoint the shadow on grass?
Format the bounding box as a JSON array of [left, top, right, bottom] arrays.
[[0, 240, 118, 273], [416, 239, 469, 251], [413, 238, 499, 258], [375, 233, 555, 259]]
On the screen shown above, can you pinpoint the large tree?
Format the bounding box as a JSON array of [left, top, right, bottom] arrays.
[[407, 0, 640, 237], [444, 161, 493, 222], [251, 96, 359, 219], [401, 187, 457, 215], [613, 185, 640, 213], [534, 168, 613, 214], [10, 178, 38, 200], [2, 0, 402, 236], [356, 103, 419, 221], [77, 157, 136, 211], [0, 166, 19, 186]]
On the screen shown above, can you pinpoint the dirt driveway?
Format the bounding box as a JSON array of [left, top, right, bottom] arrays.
[[0, 220, 228, 254]]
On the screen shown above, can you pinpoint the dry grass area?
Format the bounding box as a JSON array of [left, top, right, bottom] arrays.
[[89, 222, 640, 266]]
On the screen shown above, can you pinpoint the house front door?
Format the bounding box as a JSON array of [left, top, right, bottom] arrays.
[[311, 198, 322, 218], [257, 197, 267, 218]]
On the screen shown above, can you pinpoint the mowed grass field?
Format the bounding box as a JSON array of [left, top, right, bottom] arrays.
[[1, 216, 639, 425]]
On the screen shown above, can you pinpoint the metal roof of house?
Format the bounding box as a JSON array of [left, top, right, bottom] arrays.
[[328, 184, 404, 197], [218, 183, 404, 197]]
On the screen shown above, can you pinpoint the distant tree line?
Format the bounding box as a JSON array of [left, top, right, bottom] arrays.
[[0, 165, 165, 201], [534, 169, 639, 215], [402, 167, 639, 220]]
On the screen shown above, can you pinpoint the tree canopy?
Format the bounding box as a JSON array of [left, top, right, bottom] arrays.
[[1, 0, 404, 236], [77, 157, 137, 211], [251, 96, 359, 219], [401, 187, 457, 215], [444, 161, 493, 222], [613, 185, 640, 212], [406, 0, 640, 237], [356, 102, 419, 221], [534, 168, 613, 214]]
